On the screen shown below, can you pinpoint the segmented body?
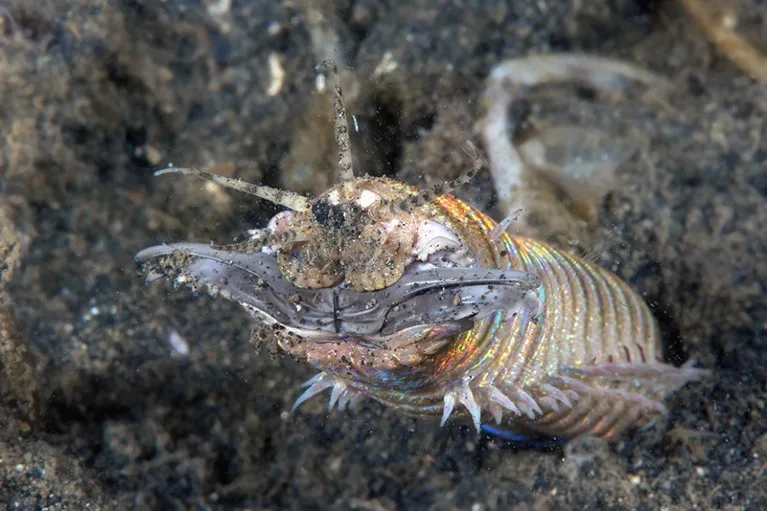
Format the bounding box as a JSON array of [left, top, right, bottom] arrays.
[[437, 195, 667, 439], [296, 191, 683, 439], [138, 60, 705, 441]]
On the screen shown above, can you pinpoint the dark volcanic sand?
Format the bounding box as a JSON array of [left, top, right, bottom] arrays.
[[1, 0, 766, 509]]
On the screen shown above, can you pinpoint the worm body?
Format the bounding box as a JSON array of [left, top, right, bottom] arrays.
[[137, 178, 704, 440], [428, 195, 698, 438], [136, 60, 705, 441], [322, 191, 703, 439]]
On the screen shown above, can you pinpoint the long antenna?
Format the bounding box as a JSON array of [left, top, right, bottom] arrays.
[[155, 167, 311, 212], [316, 60, 355, 182], [381, 141, 483, 215]]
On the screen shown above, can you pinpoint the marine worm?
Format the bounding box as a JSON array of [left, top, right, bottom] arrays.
[[137, 59, 706, 440]]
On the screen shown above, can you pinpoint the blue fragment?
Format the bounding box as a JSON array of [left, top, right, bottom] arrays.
[[481, 424, 566, 449]]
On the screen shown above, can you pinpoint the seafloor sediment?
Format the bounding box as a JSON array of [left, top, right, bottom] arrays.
[[1, 0, 766, 509]]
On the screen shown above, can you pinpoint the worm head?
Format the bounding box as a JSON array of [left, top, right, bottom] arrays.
[[136, 234, 542, 373], [136, 177, 542, 375], [136, 60, 542, 377], [275, 178, 435, 291]]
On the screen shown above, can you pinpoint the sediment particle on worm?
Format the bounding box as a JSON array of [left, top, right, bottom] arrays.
[[137, 59, 707, 441]]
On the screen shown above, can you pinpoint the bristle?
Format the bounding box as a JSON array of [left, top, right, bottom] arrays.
[[489, 208, 523, 241], [457, 382, 482, 435], [155, 167, 311, 212], [439, 382, 483, 434], [489, 402, 504, 425], [486, 385, 522, 417], [440, 392, 456, 427], [541, 383, 573, 409], [292, 373, 335, 412], [315, 60, 355, 182], [328, 381, 348, 411], [515, 388, 543, 419]]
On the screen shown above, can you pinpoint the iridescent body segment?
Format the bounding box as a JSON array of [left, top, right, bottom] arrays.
[[311, 192, 700, 439], [431, 197, 689, 438], [137, 180, 704, 440], [136, 60, 706, 442]]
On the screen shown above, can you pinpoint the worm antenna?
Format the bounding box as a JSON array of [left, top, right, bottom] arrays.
[[382, 141, 483, 215], [316, 60, 355, 182], [155, 167, 311, 212], [213, 227, 311, 254]]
